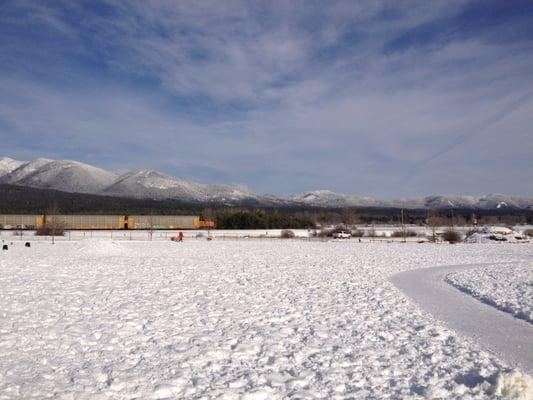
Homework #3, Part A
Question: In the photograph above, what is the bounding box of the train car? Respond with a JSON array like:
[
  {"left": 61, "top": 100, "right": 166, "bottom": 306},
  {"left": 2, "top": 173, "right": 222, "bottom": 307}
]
[
  {"left": 0, "top": 214, "right": 40, "bottom": 230},
  {"left": 199, "top": 219, "right": 215, "bottom": 229},
  {"left": 130, "top": 215, "right": 200, "bottom": 230},
  {"left": 50, "top": 215, "right": 123, "bottom": 230},
  {"left": 0, "top": 214, "right": 205, "bottom": 230}
]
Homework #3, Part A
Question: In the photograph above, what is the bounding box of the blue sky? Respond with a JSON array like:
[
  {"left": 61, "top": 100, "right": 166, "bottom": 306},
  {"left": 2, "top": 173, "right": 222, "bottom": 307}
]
[{"left": 1, "top": 0, "right": 532, "bottom": 197}]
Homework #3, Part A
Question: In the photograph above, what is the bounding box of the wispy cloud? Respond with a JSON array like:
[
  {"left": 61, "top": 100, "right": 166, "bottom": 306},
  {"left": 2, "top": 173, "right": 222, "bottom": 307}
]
[
  {"left": 1, "top": 0, "right": 532, "bottom": 196},
  {"left": 400, "top": 90, "right": 533, "bottom": 183}
]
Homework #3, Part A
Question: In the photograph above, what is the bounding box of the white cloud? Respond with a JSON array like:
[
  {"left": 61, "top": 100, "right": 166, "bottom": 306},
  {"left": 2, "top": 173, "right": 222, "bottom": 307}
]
[{"left": 0, "top": 0, "right": 532, "bottom": 196}]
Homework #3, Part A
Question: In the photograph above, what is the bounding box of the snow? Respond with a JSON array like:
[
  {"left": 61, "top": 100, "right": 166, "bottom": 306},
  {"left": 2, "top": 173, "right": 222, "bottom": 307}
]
[
  {"left": 0, "top": 157, "right": 26, "bottom": 178},
  {"left": 1, "top": 241, "right": 532, "bottom": 398},
  {"left": 392, "top": 264, "right": 533, "bottom": 373},
  {"left": 103, "top": 170, "right": 209, "bottom": 200},
  {"left": 446, "top": 262, "right": 533, "bottom": 324},
  {"left": 464, "top": 227, "right": 529, "bottom": 243},
  {"left": 1, "top": 157, "right": 52, "bottom": 182},
  {"left": 0, "top": 158, "right": 264, "bottom": 203},
  {"left": 1, "top": 158, "right": 118, "bottom": 194},
  {"left": 465, "top": 232, "right": 492, "bottom": 244},
  {"left": 74, "top": 239, "right": 129, "bottom": 256},
  {"left": 291, "top": 190, "right": 381, "bottom": 207},
  {"left": 103, "top": 170, "right": 262, "bottom": 202},
  {"left": 493, "top": 370, "right": 533, "bottom": 399},
  {"left": 291, "top": 191, "right": 533, "bottom": 210}
]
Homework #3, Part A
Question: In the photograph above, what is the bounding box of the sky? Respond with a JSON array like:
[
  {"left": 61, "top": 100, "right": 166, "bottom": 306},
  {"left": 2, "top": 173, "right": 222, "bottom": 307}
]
[{"left": 1, "top": 0, "right": 532, "bottom": 198}]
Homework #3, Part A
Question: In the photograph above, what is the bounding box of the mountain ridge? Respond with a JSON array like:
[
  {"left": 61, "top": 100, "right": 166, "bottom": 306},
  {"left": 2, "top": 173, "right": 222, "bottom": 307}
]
[{"left": 1, "top": 157, "right": 532, "bottom": 209}]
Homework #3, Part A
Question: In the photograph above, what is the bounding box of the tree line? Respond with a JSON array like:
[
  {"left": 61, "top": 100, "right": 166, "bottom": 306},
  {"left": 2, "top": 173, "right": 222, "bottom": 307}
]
[{"left": 1, "top": 184, "right": 532, "bottom": 229}]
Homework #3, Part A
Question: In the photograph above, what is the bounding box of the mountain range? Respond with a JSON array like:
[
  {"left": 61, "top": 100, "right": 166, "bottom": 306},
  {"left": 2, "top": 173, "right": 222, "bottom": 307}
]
[{"left": 1, "top": 157, "right": 532, "bottom": 210}]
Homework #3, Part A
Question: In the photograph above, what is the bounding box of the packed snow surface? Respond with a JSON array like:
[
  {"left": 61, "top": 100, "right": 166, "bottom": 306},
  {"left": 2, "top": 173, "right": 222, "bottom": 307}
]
[
  {"left": 446, "top": 262, "right": 533, "bottom": 324},
  {"left": 391, "top": 264, "right": 533, "bottom": 374},
  {"left": 0, "top": 240, "right": 532, "bottom": 399}
]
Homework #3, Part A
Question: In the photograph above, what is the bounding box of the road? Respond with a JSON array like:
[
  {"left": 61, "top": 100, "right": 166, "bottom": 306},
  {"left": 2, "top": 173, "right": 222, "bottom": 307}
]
[{"left": 391, "top": 264, "right": 533, "bottom": 373}]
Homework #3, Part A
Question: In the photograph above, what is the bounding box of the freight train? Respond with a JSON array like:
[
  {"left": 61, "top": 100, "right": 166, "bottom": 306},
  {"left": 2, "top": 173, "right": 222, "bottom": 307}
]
[{"left": 0, "top": 214, "right": 215, "bottom": 230}]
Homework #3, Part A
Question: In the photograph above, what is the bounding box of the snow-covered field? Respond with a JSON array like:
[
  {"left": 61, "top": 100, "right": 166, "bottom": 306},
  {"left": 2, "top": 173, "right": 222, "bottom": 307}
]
[
  {"left": 446, "top": 262, "right": 533, "bottom": 324},
  {"left": 0, "top": 240, "right": 532, "bottom": 399},
  {"left": 0, "top": 229, "right": 315, "bottom": 241},
  {"left": 1, "top": 225, "right": 531, "bottom": 242}
]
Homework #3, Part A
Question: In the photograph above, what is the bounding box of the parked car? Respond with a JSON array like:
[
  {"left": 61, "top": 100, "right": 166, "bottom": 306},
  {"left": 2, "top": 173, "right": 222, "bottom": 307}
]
[{"left": 333, "top": 231, "right": 351, "bottom": 239}]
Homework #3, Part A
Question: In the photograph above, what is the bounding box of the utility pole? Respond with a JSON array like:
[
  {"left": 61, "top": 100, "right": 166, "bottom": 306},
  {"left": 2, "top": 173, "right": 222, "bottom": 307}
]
[
  {"left": 401, "top": 209, "right": 406, "bottom": 243},
  {"left": 51, "top": 212, "right": 55, "bottom": 245},
  {"left": 448, "top": 200, "right": 455, "bottom": 228},
  {"left": 149, "top": 214, "right": 154, "bottom": 241},
  {"left": 450, "top": 206, "right": 454, "bottom": 228}
]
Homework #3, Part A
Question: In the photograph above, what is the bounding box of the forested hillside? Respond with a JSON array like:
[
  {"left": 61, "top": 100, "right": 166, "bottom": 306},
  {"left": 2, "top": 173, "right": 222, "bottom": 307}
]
[{"left": 1, "top": 184, "right": 531, "bottom": 228}]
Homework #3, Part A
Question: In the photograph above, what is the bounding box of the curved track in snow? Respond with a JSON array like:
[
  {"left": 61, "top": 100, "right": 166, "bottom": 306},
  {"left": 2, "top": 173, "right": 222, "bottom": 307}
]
[{"left": 391, "top": 264, "right": 533, "bottom": 373}]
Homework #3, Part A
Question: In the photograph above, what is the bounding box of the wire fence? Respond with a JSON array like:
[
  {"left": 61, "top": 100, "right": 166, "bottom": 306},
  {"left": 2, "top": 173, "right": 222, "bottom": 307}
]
[
  {"left": 0, "top": 229, "right": 438, "bottom": 244},
  {"left": 4, "top": 225, "right": 525, "bottom": 244}
]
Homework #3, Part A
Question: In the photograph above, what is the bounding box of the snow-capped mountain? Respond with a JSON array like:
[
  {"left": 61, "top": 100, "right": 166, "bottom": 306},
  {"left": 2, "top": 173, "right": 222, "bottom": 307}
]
[
  {"left": 0, "top": 157, "right": 271, "bottom": 204},
  {"left": 291, "top": 190, "right": 385, "bottom": 208},
  {"left": 391, "top": 194, "right": 533, "bottom": 210},
  {"left": 102, "top": 170, "right": 285, "bottom": 205},
  {"left": 103, "top": 170, "right": 208, "bottom": 201},
  {"left": 292, "top": 190, "right": 533, "bottom": 210},
  {"left": 1, "top": 157, "right": 532, "bottom": 209},
  {"left": 475, "top": 194, "right": 533, "bottom": 209},
  {"left": 0, "top": 157, "right": 26, "bottom": 178},
  {"left": 102, "top": 170, "right": 262, "bottom": 202},
  {"left": 1, "top": 158, "right": 118, "bottom": 194}
]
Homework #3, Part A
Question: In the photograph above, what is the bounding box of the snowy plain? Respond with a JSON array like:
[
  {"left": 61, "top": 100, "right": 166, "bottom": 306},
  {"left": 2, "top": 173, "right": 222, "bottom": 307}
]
[
  {"left": 0, "top": 239, "right": 532, "bottom": 399},
  {"left": 2, "top": 225, "right": 531, "bottom": 242},
  {"left": 446, "top": 262, "right": 533, "bottom": 324}
]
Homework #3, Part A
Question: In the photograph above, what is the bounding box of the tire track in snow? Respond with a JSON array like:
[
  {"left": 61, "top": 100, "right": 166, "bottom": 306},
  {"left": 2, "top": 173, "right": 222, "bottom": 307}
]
[{"left": 390, "top": 264, "right": 533, "bottom": 373}]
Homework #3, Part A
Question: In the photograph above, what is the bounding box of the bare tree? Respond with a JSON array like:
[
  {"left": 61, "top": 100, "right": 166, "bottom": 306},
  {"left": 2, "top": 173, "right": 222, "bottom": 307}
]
[
  {"left": 37, "top": 202, "right": 64, "bottom": 243},
  {"left": 426, "top": 209, "right": 441, "bottom": 242},
  {"left": 341, "top": 209, "right": 359, "bottom": 227}
]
